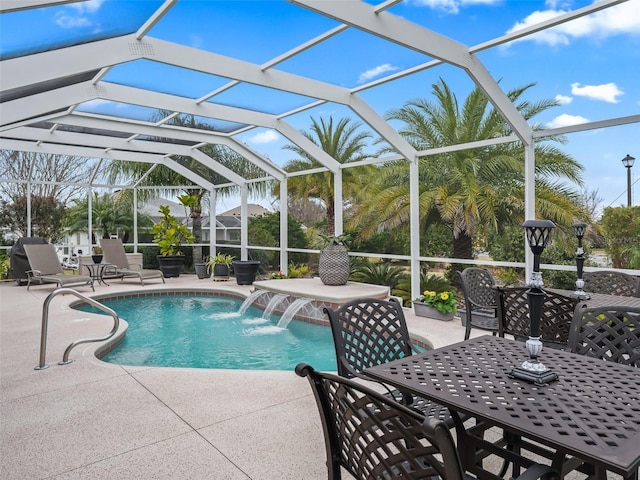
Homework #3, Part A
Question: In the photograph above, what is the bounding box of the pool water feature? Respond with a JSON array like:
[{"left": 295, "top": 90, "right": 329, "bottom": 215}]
[{"left": 76, "top": 294, "right": 337, "bottom": 371}]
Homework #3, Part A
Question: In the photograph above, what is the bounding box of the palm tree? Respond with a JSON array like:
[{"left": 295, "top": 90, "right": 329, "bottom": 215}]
[
  {"left": 104, "top": 111, "right": 271, "bottom": 264},
  {"left": 65, "top": 192, "right": 152, "bottom": 244},
  {"left": 281, "top": 116, "right": 374, "bottom": 235},
  {"left": 352, "top": 78, "right": 585, "bottom": 259}
]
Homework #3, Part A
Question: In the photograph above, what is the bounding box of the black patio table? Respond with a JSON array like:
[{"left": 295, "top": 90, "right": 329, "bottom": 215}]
[{"left": 364, "top": 335, "right": 640, "bottom": 480}]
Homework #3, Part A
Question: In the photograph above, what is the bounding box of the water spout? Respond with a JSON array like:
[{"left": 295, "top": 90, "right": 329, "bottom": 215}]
[
  {"left": 262, "top": 293, "right": 289, "bottom": 319},
  {"left": 277, "top": 297, "right": 312, "bottom": 329},
  {"left": 239, "top": 290, "right": 271, "bottom": 314}
]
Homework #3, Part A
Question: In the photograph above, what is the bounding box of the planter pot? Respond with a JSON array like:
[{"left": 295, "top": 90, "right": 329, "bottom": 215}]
[
  {"left": 212, "top": 264, "right": 230, "bottom": 281},
  {"left": 232, "top": 260, "right": 260, "bottom": 285},
  {"left": 157, "top": 255, "right": 185, "bottom": 278},
  {"left": 194, "top": 263, "right": 209, "bottom": 279},
  {"left": 319, "top": 245, "right": 350, "bottom": 286},
  {"left": 413, "top": 302, "right": 454, "bottom": 321},
  {"left": 91, "top": 254, "right": 103, "bottom": 264}
]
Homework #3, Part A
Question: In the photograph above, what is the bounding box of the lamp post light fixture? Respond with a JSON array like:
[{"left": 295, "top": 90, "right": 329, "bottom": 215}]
[
  {"left": 572, "top": 221, "right": 589, "bottom": 300},
  {"left": 622, "top": 154, "right": 635, "bottom": 207},
  {"left": 509, "top": 219, "right": 559, "bottom": 386}
]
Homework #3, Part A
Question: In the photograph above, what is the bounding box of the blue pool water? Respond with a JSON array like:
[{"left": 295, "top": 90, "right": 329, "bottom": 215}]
[{"left": 76, "top": 294, "right": 337, "bottom": 371}]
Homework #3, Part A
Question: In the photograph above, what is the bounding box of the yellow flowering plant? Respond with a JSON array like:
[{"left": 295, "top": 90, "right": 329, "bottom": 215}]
[{"left": 414, "top": 290, "right": 457, "bottom": 315}]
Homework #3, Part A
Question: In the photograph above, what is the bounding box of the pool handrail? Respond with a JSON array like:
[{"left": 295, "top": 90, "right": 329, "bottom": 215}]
[{"left": 35, "top": 287, "right": 120, "bottom": 370}]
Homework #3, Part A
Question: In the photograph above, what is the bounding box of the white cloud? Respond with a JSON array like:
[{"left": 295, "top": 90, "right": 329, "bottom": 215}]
[
  {"left": 555, "top": 94, "right": 573, "bottom": 105},
  {"left": 570, "top": 82, "right": 623, "bottom": 103},
  {"left": 505, "top": 1, "right": 640, "bottom": 46},
  {"left": 69, "top": 0, "right": 105, "bottom": 14},
  {"left": 411, "top": 0, "right": 500, "bottom": 15},
  {"left": 547, "top": 113, "right": 589, "bottom": 128},
  {"left": 248, "top": 130, "right": 279, "bottom": 144},
  {"left": 57, "top": 0, "right": 104, "bottom": 29},
  {"left": 358, "top": 64, "right": 399, "bottom": 84},
  {"left": 55, "top": 11, "right": 91, "bottom": 28}
]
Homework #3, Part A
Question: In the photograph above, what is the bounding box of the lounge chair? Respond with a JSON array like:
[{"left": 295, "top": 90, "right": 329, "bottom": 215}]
[
  {"left": 23, "top": 243, "right": 94, "bottom": 291},
  {"left": 99, "top": 239, "right": 165, "bottom": 285}
]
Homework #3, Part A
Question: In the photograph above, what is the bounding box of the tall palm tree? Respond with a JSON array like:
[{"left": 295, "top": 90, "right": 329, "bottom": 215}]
[
  {"left": 104, "top": 111, "right": 271, "bottom": 263},
  {"left": 352, "top": 78, "right": 585, "bottom": 259},
  {"left": 281, "top": 116, "right": 374, "bottom": 235}
]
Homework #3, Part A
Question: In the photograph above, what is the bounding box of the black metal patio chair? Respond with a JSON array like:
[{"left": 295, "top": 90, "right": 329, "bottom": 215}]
[
  {"left": 458, "top": 267, "right": 500, "bottom": 340},
  {"left": 583, "top": 270, "right": 640, "bottom": 297},
  {"left": 496, "top": 287, "right": 579, "bottom": 350},
  {"left": 296, "top": 363, "right": 559, "bottom": 480},
  {"left": 324, "top": 297, "right": 454, "bottom": 425},
  {"left": 569, "top": 305, "right": 640, "bottom": 367}
]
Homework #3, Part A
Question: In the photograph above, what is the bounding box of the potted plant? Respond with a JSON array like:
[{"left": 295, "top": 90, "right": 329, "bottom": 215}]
[
  {"left": 231, "top": 259, "right": 261, "bottom": 285},
  {"left": 152, "top": 205, "right": 194, "bottom": 278},
  {"left": 318, "top": 233, "right": 351, "bottom": 286},
  {"left": 206, "top": 253, "right": 235, "bottom": 281},
  {"left": 413, "top": 290, "right": 457, "bottom": 321},
  {"left": 91, "top": 246, "right": 103, "bottom": 264}
]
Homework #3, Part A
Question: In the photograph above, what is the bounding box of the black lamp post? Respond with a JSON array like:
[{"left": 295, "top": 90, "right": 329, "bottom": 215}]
[
  {"left": 622, "top": 154, "right": 635, "bottom": 207},
  {"left": 572, "top": 222, "right": 589, "bottom": 299},
  {"left": 509, "top": 219, "right": 558, "bottom": 386}
]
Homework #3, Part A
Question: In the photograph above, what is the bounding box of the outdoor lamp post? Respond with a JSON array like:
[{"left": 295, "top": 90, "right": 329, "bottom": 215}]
[
  {"left": 622, "top": 154, "right": 635, "bottom": 207},
  {"left": 509, "top": 219, "right": 558, "bottom": 386},
  {"left": 572, "top": 222, "right": 589, "bottom": 300}
]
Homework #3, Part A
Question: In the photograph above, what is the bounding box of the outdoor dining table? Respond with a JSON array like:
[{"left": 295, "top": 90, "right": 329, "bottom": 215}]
[{"left": 364, "top": 335, "right": 640, "bottom": 480}]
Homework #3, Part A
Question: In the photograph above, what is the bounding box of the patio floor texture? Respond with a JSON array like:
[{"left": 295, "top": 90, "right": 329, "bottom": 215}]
[{"left": 0, "top": 275, "right": 475, "bottom": 479}]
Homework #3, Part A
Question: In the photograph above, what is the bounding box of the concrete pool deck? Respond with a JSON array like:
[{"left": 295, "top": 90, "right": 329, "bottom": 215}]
[{"left": 1, "top": 275, "right": 478, "bottom": 479}]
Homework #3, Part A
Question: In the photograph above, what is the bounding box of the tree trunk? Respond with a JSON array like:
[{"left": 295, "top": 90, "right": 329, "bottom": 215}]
[
  {"left": 453, "top": 231, "right": 473, "bottom": 260},
  {"left": 191, "top": 206, "right": 203, "bottom": 264}
]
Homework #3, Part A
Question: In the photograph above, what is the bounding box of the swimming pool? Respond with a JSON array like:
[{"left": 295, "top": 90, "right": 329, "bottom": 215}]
[{"left": 76, "top": 293, "right": 337, "bottom": 371}]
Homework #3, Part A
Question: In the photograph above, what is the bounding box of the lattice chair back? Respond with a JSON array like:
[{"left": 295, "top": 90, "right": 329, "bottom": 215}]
[
  {"left": 583, "top": 270, "right": 640, "bottom": 297},
  {"left": 496, "top": 287, "right": 579, "bottom": 349},
  {"left": 295, "top": 363, "right": 465, "bottom": 480},
  {"left": 569, "top": 305, "right": 640, "bottom": 366},
  {"left": 324, "top": 297, "right": 413, "bottom": 378},
  {"left": 458, "top": 268, "right": 499, "bottom": 340}
]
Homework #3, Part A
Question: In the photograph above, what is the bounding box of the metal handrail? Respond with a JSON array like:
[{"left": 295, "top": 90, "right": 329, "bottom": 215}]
[{"left": 35, "top": 287, "right": 120, "bottom": 370}]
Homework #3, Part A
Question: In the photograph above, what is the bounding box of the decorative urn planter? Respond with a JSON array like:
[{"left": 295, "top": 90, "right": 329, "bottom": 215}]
[
  {"left": 91, "top": 254, "right": 103, "bottom": 264},
  {"left": 157, "top": 255, "right": 185, "bottom": 278},
  {"left": 232, "top": 260, "right": 260, "bottom": 285},
  {"left": 319, "top": 244, "right": 350, "bottom": 286},
  {"left": 413, "top": 302, "right": 454, "bottom": 321}
]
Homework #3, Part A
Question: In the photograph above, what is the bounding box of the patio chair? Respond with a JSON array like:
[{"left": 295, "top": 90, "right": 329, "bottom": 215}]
[
  {"left": 457, "top": 268, "right": 499, "bottom": 340},
  {"left": 496, "top": 287, "right": 579, "bottom": 350},
  {"left": 324, "top": 297, "right": 454, "bottom": 425},
  {"left": 100, "top": 239, "right": 165, "bottom": 285},
  {"left": 569, "top": 305, "right": 640, "bottom": 367},
  {"left": 23, "top": 243, "right": 94, "bottom": 291},
  {"left": 296, "top": 363, "right": 559, "bottom": 480},
  {"left": 583, "top": 270, "right": 640, "bottom": 297}
]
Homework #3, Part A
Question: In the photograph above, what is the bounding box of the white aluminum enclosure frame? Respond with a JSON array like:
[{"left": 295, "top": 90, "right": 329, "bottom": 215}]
[{"left": 1, "top": 0, "right": 637, "bottom": 300}]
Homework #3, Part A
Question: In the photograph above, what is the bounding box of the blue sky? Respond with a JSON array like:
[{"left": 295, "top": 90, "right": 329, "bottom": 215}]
[{"left": 2, "top": 0, "right": 639, "bottom": 215}]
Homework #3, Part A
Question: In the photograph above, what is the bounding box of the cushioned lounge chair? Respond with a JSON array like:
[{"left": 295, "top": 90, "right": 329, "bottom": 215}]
[
  {"left": 23, "top": 243, "right": 94, "bottom": 291},
  {"left": 100, "top": 239, "right": 165, "bottom": 285}
]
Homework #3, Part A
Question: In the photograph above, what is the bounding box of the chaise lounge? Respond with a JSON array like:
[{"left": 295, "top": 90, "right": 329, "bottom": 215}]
[
  {"left": 23, "top": 243, "right": 94, "bottom": 291},
  {"left": 100, "top": 238, "right": 165, "bottom": 286}
]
